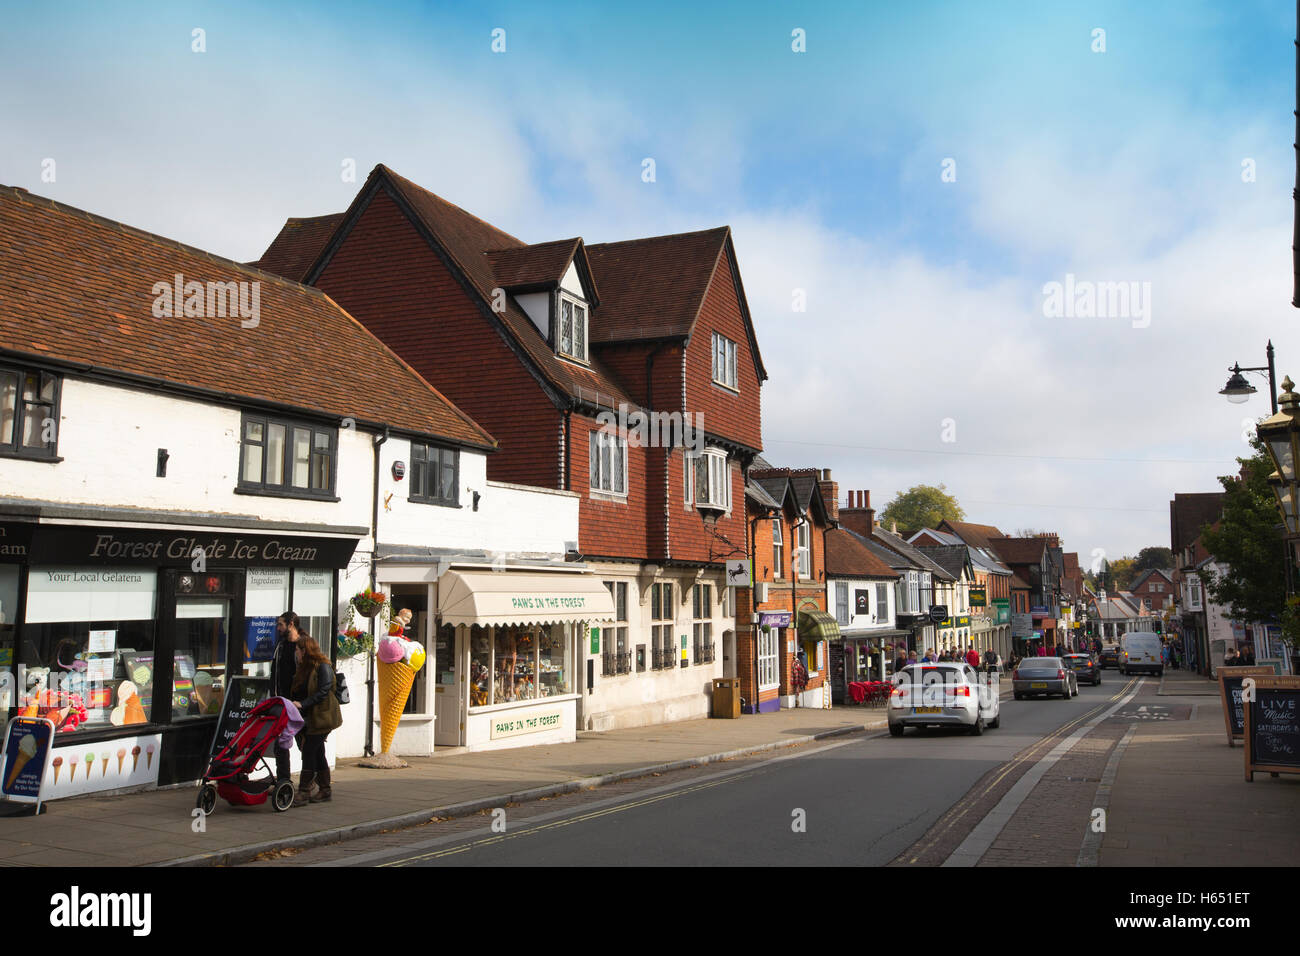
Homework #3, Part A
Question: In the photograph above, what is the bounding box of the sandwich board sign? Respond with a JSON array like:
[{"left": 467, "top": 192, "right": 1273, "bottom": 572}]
[
  {"left": 1243, "top": 676, "right": 1300, "bottom": 782},
  {"left": 1, "top": 717, "right": 56, "bottom": 814},
  {"left": 209, "top": 676, "right": 270, "bottom": 761},
  {"left": 1217, "top": 666, "right": 1274, "bottom": 746}
]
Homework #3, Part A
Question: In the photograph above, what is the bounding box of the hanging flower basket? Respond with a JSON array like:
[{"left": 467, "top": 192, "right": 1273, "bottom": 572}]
[{"left": 351, "top": 588, "right": 387, "bottom": 618}]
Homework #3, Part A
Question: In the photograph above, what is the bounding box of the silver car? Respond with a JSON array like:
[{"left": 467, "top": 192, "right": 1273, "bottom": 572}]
[
  {"left": 888, "top": 663, "right": 1001, "bottom": 736},
  {"left": 1012, "top": 656, "right": 1078, "bottom": 700}
]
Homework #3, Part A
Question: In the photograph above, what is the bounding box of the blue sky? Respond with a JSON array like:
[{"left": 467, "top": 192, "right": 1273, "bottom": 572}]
[{"left": 2, "top": 0, "right": 1295, "bottom": 562}]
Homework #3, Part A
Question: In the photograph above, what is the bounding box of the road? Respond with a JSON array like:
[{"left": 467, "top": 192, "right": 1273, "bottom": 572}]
[{"left": 246, "top": 673, "right": 1149, "bottom": 867}]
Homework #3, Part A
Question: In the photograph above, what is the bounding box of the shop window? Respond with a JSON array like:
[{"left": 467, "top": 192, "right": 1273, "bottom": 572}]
[
  {"left": 0, "top": 365, "right": 60, "bottom": 460},
  {"left": 651, "top": 583, "right": 674, "bottom": 670},
  {"left": 243, "top": 568, "right": 290, "bottom": 679},
  {"left": 469, "top": 623, "right": 572, "bottom": 708},
  {"left": 21, "top": 567, "right": 158, "bottom": 731},
  {"left": 0, "top": 565, "right": 17, "bottom": 706},
  {"left": 238, "top": 413, "right": 336, "bottom": 499},
  {"left": 171, "top": 572, "right": 236, "bottom": 720},
  {"left": 292, "top": 568, "right": 334, "bottom": 657},
  {"left": 601, "top": 581, "right": 630, "bottom": 676},
  {"left": 692, "top": 584, "right": 714, "bottom": 664},
  {"left": 410, "top": 442, "right": 459, "bottom": 507}
]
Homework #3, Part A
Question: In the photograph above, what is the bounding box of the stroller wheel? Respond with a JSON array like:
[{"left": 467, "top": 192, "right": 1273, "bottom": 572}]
[
  {"left": 272, "top": 780, "right": 295, "bottom": 812},
  {"left": 197, "top": 783, "right": 218, "bottom": 816}
]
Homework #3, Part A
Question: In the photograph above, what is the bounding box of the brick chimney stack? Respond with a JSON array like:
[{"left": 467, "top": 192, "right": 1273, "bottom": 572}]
[
  {"left": 819, "top": 468, "right": 839, "bottom": 524},
  {"left": 839, "top": 489, "right": 874, "bottom": 538}
]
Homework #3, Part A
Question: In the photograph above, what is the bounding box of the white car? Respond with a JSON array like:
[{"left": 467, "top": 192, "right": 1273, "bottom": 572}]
[{"left": 888, "top": 663, "right": 1001, "bottom": 736}]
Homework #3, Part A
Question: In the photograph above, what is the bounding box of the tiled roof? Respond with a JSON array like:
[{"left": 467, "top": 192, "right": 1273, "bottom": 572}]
[
  {"left": 825, "top": 528, "right": 899, "bottom": 579},
  {"left": 844, "top": 529, "right": 911, "bottom": 571},
  {"left": 745, "top": 477, "right": 781, "bottom": 510},
  {"left": 0, "top": 185, "right": 494, "bottom": 448},
  {"left": 584, "top": 228, "right": 729, "bottom": 343},
  {"left": 1170, "top": 492, "right": 1225, "bottom": 554},
  {"left": 871, "top": 526, "right": 956, "bottom": 580},
  {"left": 915, "top": 544, "right": 970, "bottom": 580},
  {"left": 250, "top": 213, "right": 345, "bottom": 281},
  {"left": 990, "top": 536, "right": 1048, "bottom": 566},
  {"left": 1010, "top": 573, "right": 1032, "bottom": 589},
  {"left": 485, "top": 237, "right": 584, "bottom": 292},
  {"left": 939, "top": 519, "right": 1005, "bottom": 553}
]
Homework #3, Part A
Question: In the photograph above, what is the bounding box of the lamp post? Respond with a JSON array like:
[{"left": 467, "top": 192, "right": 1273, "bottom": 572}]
[{"left": 1220, "top": 341, "right": 1279, "bottom": 414}]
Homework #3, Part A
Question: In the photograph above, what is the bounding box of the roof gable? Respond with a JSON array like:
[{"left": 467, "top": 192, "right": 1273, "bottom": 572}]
[{"left": 825, "top": 528, "right": 900, "bottom": 578}]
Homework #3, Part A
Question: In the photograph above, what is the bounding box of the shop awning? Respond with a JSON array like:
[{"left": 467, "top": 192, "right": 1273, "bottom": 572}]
[
  {"left": 798, "top": 610, "right": 841, "bottom": 641},
  {"left": 438, "top": 570, "right": 616, "bottom": 627}
]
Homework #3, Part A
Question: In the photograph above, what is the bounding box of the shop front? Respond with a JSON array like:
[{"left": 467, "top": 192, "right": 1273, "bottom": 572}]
[
  {"left": 0, "top": 516, "right": 360, "bottom": 797},
  {"left": 831, "top": 628, "right": 910, "bottom": 703},
  {"left": 794, "top": 610, "right": 839, "bottom": 708},
  {"left": 364, "top": 565, "right": 615, "bottom": 755}
]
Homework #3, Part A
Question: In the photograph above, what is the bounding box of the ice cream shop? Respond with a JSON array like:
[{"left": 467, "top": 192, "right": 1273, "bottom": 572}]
[{"left": 0, "top": 511, "right": 361, "bottom": 797}]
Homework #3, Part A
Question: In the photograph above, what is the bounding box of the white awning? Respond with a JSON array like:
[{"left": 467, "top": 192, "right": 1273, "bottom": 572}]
[{"left": 438, "top": 570, "right": 616, "bottom": 627}]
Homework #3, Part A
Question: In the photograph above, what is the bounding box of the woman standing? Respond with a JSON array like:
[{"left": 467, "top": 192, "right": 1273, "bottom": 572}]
[{"left": 291, "top": 634, "right": 343, "bottom": 805}]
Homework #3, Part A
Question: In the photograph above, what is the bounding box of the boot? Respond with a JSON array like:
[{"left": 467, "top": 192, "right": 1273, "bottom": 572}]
[
  {"left": 292, "top": 771, "right": 315, "bottom": 807},
  {"left": 310, "top": 763, "right": 332, "bottom": 802}
]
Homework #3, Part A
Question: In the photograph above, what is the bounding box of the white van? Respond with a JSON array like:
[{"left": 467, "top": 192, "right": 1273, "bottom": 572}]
[{"left": 1120, "top": 631, "right": 1163, "bottom": 676}]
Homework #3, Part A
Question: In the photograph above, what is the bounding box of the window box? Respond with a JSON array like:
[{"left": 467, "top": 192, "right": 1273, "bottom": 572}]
[
  {"left": 0, "top": 365, "right": 61, "bottom": 460},
  {"left": 238, "top": 413, "right": 336, "bottom": 499}
]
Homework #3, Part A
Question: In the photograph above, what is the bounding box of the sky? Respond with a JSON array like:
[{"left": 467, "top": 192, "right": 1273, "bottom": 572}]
[{"left": 2, "top": 0, "right": 1296, "bottom": 567}]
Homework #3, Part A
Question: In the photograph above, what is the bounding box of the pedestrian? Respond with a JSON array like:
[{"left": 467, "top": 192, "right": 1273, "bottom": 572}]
[
  {"left": 893, "top": 648, "right": 908, "bottom": 676},
  {"left": 966, "top": 646, "right": 981, "bottom": 669},
  {"left": 1240, "top": 644, "right": 1256, "bottom": 666},
  {"left": 907, "top": 650, "right": 918, "bottom": 667},
  {"left": 290, "top": 634, "right": 343, "bottom": 805},
  {"left": 1223, "top": 647, "right": 1239, "bottom": 668},
  {"left": 268, "top": 611, "right": 302, "bottom": 784}
]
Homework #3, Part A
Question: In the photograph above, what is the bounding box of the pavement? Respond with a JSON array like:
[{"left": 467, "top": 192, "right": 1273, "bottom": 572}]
[{"left": 0, "top": 667, "right": 1293, "bottom": 867}]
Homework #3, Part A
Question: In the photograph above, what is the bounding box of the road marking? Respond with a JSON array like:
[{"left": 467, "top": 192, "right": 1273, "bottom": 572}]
[
  {"left": 903, "top": 677, "right": 1139, "bottom": 864},
  {"left": 941, "top": 679, "right": 1144, "bottom": 867},
  {"left": 317, "top": 736, "right": 860, "bottom": 867},
  {"left": 1077, "top": 724, "right": 1136, "bottom": 867}
]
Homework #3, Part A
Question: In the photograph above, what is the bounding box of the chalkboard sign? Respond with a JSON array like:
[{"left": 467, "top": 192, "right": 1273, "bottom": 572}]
[
  {"left": 1217, "top": 666, "right": 1274, "bottom": 746},
  {"left": 208, "top": 676, "right": 270, "bottom": 760},
  {"left": 1244, "top": 676, "right": 1300, "bottom": 782}
]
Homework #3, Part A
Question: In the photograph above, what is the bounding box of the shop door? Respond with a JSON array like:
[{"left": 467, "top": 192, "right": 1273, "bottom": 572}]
[{"left": 433, "top": 623, "right": 462, "bottom": 747}]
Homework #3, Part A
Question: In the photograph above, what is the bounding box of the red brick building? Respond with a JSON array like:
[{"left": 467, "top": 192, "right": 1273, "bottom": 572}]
[
  {"left": 739, "top": 466, "right": 837, "bottom": 712},
  {"left": 255, "top": 164, "right": 768, "bottom": 729}
]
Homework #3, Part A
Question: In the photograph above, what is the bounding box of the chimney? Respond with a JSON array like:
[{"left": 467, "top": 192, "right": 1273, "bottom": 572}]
[
  {"left": 840, "top": 489, "right": 874, "bottom": 538},
  {"left": 819, "top": 468, "right": 838, "bottom": 524}
]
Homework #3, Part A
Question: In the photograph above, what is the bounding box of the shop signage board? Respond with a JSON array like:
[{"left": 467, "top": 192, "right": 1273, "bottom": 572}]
[
  {"left": 969, "top": 588, "right": 987, "bottom": 607},
  {"left": 759, "top": 611, "right": 792, "bottom": 629},
  {"left": 1218, "top": 666, "right": 1275, "bottom": 746},
  {"left": 928, "top": 605, "right": 947, "bottom": 625},
  {"left": 209, "top": 677, "right": 270, "bottom": 760},
  {"left": 46, "top": 731, "right": 162, "bottom": 800},
  {"left": 1243, "top": 677, "right": 1300, "bottom": 781},
  {"left": 245, "top": 617, "right": 278, "bottom": 661},
  {"left": 1, "top": 717, "right": 54, "bottom": 810},
  {"left": 490, "top": 708, "right": 562, "bottom": 739},
  {"left": 1011, "top": 612, "right": 1032, "bottom": 638},
  {"left": 21, "top": 524, "right": 359, "bottom": 568},
  {"left": 589, "top": 627, "right": 600, "bottom": 655},
  {"left": 725, "top": 560, "right": 750, "bottom": 587}
]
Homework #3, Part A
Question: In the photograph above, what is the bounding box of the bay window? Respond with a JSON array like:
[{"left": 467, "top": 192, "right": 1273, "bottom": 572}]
[{"left": 692, "top": 448, "right": 730, "bottom": 510}]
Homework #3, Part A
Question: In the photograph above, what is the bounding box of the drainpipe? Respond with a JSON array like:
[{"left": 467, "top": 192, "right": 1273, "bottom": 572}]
[{"left": 365, "top": 425, "right": 390, "bottom": 757}]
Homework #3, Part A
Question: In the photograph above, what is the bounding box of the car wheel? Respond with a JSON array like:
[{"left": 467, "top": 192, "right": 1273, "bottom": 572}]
[
  {"left": 889, "top": 724, "right": 904, "bottom": 737},
  {"left": 989, "top": 711, "right": 1000, "bottom": 729},
  {"left": 970, "top": 716, "right": 984, "bottom": 736},
  {"left": 1014, "top": 692, "right": 1024, "bottom": 700}
]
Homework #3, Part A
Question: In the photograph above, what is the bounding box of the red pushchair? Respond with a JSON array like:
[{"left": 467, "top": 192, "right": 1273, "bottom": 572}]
[{"left": 196, "top": 697, "right": 297, "bottom": 815}]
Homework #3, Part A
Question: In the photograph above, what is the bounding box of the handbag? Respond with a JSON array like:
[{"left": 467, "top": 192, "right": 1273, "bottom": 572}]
[{"left": 333, "top": 669, "right": 350, "bottom": 705}]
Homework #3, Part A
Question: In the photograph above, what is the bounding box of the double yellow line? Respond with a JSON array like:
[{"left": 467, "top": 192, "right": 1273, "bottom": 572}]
[{"left": 901, "top": 675, "right": 1140, "bottom": 865}]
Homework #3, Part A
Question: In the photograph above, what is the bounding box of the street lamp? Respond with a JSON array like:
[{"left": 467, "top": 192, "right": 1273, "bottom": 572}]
[{"left": 1220, "top": 341, "right": 1278, "bottom": 414}]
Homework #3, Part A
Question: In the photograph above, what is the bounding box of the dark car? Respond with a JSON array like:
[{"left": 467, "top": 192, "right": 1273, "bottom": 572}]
[
  {"left": 1098, "top": 645, "right": 1119, "bottom": 668},
  {"left": 1062, "top": 652, "right": 1101, "bottom": 686}
]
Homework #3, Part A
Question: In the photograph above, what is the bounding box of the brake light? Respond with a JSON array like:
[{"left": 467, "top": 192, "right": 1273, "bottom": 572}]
[
  {"left": 1012, "top": 669, "right": 1020, "bottom": 680},
  {"left": 951, "top": 685, "right": 970, "bottom": 697},
  {"left": 1057, "top": 669, "right": 1066, "bottom": 679}
]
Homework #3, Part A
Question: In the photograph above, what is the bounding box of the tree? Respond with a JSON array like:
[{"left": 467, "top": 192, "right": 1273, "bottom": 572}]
[
  {"left": 1200, "top": 443, "right": 1286, "bottom": 628},
  {"left": 1133, "top": 546, "right": 1174, "bottom": 575},
  {"left": 879, "top": 484, "right": 964, "bottom": 537},
  {"left": 1106, "top": 558, "right": 1137, "bottom": 591}
]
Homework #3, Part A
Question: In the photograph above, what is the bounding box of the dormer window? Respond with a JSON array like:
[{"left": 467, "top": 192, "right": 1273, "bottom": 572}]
[{"left": 557, "top": 294, "right": 588, "bottom": 362}]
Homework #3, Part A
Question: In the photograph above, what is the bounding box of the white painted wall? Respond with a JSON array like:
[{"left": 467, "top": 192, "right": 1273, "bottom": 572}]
[
  {"left": 581, "top": 565, "right": 727, "bottom": 730},
  {"left": 516, "top": 291, "right": 550, "bottom": 338},
  {"left": 826, "top": 576, "right": 895, "bottom": 632},
  {"left": 6, "top": 377, "right": 373, "bottom": 526},
  {"left": 560, "top": 262, "right": 584, "bottom": 297}
]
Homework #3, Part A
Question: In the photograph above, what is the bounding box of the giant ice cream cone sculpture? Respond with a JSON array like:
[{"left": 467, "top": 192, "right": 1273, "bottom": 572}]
[{"left": 376, "top": 609, "right": 423, "bottom": 755}]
